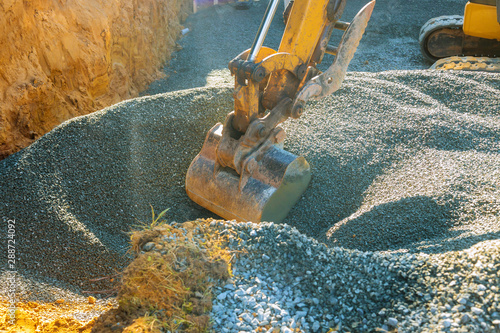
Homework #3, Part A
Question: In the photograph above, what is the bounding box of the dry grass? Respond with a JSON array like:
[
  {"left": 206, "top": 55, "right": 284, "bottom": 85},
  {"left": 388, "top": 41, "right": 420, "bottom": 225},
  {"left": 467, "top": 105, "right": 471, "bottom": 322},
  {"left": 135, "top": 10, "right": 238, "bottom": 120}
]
[
  {"left": 92, "top": 217, "right": 240, "bottom": 333},
  {"left": 0, "top": 210, "right": 240, "bottom": 333}
]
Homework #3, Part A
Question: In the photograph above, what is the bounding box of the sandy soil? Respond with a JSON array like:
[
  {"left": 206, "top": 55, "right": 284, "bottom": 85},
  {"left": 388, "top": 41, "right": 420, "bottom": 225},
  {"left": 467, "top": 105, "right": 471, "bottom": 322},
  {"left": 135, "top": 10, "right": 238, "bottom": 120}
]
[{"left": 0, "top": 0, "right": 190, "bottom": 159}]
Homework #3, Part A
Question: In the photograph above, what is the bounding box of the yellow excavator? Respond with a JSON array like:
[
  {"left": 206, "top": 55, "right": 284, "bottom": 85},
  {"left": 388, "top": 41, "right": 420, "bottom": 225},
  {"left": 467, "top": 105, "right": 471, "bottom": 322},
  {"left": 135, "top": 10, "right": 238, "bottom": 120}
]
[
  {"left": 185, "top": 0, "right": 375, "bottom": 222},
  {"left": 419, "top": 0, "right": 500, "bottom": 71}
]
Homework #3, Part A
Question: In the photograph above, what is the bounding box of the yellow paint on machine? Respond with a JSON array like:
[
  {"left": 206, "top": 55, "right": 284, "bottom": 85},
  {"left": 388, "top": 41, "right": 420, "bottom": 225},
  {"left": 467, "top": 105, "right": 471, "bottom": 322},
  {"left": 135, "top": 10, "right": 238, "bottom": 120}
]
[{"left": 463, "top": 2, "right": 500, "bottom": 41}]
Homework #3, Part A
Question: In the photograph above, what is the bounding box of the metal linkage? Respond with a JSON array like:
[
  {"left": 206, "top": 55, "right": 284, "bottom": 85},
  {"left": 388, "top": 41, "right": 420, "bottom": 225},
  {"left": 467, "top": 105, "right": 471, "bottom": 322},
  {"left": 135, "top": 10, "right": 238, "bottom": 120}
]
[{"left": 248, "top": 0, "right": 281, "bottom": 62}]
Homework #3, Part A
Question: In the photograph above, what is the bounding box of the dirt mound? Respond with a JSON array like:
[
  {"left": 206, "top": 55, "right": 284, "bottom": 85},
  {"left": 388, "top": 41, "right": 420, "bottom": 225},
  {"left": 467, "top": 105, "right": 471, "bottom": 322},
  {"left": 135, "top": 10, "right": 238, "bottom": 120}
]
[
  {"left": 91, "top": 219, "right": 233, "bottom": 333},
  {"left": 0, "top": 299, "right": 114, "bottom": 332},
  {"left": 0, "top": 0, "right": 190, "bottom": 159}
]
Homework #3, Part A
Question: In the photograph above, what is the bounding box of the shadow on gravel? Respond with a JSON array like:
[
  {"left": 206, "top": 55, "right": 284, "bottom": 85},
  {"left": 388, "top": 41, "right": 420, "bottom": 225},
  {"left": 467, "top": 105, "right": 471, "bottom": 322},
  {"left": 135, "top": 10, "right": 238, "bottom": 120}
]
[
  {"left": 422, "top": 121, "right": 500, "bottom": 154},
  {"left": 284, "top": 148, "right": 396, "bottom": 241},
  {"left": 415, "top": 230, "right": 500, "bottom": 254},
  {"left": 325, "top": 195, "right": 459, "bottom": 252}
]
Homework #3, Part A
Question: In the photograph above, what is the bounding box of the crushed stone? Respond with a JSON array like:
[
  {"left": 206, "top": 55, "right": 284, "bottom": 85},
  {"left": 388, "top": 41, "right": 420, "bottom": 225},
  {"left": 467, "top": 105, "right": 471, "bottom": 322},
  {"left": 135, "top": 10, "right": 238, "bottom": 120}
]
[
  {"left": 1, "top": 71, "right": 498, "bottom": 306},
  {"left": 0, "top": 1, "right": 499, "bottom": 332}
]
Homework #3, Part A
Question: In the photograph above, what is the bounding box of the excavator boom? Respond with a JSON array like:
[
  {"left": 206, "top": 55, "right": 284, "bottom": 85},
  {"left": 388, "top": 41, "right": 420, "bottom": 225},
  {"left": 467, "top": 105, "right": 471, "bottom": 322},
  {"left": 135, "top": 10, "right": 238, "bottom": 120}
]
[{"left": 186, "top": 0, "right": 375, "bottom": 222}]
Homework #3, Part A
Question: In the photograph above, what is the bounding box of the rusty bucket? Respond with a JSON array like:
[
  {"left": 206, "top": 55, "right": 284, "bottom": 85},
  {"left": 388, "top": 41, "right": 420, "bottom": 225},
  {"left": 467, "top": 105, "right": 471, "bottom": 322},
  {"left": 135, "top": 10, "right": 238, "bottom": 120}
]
[{"left": 185, "top": 123, "right": 311, "bottom": 223}]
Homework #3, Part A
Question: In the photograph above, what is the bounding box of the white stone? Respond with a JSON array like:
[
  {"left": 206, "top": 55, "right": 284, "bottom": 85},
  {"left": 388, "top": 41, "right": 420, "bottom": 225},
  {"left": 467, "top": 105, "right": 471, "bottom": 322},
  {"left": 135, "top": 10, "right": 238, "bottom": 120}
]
[
  {"left": 471, "top": 307, "right": 484, "bottom": 315},
  {"left": 216, "top": 291, "right": 228, "bottom": 300},
  {"left": 240, "top": 312, "right": 253, "bottom": 323},
  {"left": 387, "top": 317, "right": 398, "bottom": 327}
]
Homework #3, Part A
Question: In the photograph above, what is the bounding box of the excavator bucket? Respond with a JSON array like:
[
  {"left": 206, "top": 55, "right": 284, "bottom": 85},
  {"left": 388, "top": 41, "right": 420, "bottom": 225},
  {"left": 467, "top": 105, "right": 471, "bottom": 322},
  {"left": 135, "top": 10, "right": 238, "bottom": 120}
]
[
  {"left": 186, "top": 123, "right": 311, "bottom": 222},
  {"left": 185, "top": 0, "right": 375, "bottom": 223}
]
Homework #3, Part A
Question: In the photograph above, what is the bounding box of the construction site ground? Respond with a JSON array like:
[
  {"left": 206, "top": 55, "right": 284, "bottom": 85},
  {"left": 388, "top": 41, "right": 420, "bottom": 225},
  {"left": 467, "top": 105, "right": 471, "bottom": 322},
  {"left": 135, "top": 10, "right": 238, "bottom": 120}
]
[{"left": 1, "top": 0, "right": 499, "bottom": 332}]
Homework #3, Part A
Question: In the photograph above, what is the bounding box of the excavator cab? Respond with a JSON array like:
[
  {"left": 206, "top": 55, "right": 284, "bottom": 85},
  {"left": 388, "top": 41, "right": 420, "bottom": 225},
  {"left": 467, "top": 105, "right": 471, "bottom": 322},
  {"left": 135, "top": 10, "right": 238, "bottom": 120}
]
[
  {"left": 419, "top": 0, "right": 500, "bottom": 70},
  {"left": 185, "top": 0, "right": 375, "bottom": 223}
]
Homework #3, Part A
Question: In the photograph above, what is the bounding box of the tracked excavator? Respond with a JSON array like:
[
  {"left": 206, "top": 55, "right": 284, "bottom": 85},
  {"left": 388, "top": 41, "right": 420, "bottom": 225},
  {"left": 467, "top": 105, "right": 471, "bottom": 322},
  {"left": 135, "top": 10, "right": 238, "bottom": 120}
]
[
  {"left": 419, "top": 0, "right": 500, "bottom": 71},
  {"left": 185, "top": 0, "right": 375, "bottom": 222}
]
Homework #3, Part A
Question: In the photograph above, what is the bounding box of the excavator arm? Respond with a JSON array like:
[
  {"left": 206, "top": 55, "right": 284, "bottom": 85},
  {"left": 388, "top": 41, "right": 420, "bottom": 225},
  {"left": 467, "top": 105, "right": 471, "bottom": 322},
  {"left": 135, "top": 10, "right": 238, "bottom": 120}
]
[{"left": 186, "top": 0, "right": 375, "bottom": 222}]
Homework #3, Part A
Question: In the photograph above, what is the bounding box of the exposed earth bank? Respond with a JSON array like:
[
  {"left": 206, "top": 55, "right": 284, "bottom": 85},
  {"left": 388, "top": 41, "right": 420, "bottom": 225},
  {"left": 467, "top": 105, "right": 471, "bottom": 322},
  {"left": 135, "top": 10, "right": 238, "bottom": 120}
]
[{"left": 0, "top": 0, "right": 190, "bottom": 159}]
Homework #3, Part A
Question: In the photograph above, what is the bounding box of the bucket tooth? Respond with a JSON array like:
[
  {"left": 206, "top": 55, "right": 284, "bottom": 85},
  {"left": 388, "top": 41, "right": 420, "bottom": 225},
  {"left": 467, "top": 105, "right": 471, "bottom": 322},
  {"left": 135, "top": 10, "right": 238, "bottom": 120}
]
[{"left": 186, "top": 123, "right": 311, "bottom": 223}]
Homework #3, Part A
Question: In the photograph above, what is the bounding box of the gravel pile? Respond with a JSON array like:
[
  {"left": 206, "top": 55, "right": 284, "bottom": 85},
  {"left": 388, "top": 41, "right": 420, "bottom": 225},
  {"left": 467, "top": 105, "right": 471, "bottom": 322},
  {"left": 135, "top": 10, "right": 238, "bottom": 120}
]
[
  {"left": 283, "top": 70, "right": 500, "bottom": 254},
  {"left": 0, "top": 0, "right": 499, "bottom": 331},
  {"left": 0, "top": 87, "right": 232, "bottom": 299},
  {"left": 206, "top": 220, "right": 500, "bottom": 333},
  {"left": 1, "top": 70, "right": 498, "bottom": 312}
]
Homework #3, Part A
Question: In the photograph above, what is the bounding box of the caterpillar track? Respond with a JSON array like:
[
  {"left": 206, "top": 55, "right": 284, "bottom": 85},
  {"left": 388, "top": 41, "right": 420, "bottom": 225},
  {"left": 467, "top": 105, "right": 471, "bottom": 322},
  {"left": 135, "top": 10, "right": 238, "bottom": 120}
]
[
  {"left": 431, "top": 56, "right": 500, "bottom": 72},
  {"left": 419, "top": 15, "right": 500, "bottom": 62}
]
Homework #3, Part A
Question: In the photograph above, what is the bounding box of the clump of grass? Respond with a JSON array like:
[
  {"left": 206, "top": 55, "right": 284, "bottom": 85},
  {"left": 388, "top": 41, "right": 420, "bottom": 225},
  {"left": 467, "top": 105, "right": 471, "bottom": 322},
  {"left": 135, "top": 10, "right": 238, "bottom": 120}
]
[
  {"left": 93, "top": 209, "right": 239, "bottom": 333},
  {"left": 128, "top": 206, "right": 170, "bottom": 253}
]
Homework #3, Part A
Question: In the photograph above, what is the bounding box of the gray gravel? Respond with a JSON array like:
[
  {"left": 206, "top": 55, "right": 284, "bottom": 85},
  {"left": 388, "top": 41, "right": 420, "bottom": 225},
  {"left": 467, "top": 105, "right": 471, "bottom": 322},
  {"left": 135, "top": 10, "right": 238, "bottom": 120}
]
[
  {"left": 0, "top": 88, "right": 231, "bottom": 300},
  {"left": 202, "top": 220, "right": 500, "bottom": 333},
  {"left": 283, "top": 70, "right": 500, "bottom": 253},
  {"left": 1, "top": 70, "right": 498, "bottom": 309},
  {"left": 0, "top": 0, "right": 499, "bottom": 331}
]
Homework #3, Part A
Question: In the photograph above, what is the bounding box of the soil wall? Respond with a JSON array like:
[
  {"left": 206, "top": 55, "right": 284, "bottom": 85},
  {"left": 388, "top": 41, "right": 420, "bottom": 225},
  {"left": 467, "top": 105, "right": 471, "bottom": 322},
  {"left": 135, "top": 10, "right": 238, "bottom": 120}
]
[{"left": 0, "top": 0, "right": 190, "bottom": 159}]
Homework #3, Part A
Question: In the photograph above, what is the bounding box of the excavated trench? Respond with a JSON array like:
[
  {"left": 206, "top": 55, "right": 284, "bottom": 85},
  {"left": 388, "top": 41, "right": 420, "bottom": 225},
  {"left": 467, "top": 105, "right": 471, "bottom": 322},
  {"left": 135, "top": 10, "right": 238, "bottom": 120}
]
[{"left": 0, "top": 0, "right": 190, "bottom": 159}]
